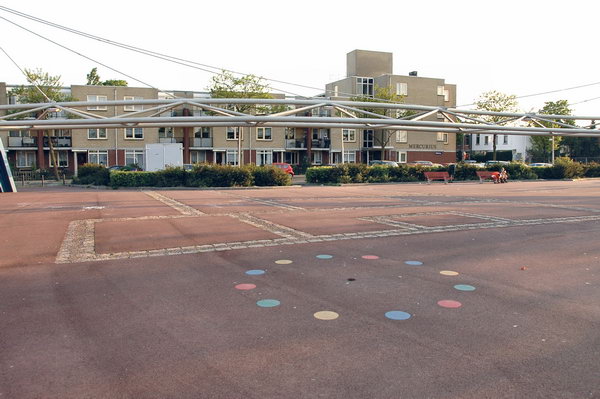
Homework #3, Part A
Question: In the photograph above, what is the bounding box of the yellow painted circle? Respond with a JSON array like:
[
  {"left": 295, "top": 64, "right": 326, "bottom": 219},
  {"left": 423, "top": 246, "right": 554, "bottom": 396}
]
[
  {"left": 440, "top": 270, "right": 459, "bottom": 276},
  {"left": 314, "top": 311, "right": 339, "bottom": 320},
  {"left": 275, "top": 259, "right": 293, "bottom": 265}
]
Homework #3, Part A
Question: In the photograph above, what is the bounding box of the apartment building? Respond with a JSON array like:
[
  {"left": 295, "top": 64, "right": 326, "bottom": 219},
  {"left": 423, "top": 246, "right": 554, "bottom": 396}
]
[
  {"left": 325, "top": 49, "right": 457, "bottom": 164},
  {"left": 0, "top": 50, "right": 458, "bottom": 172},
  {"left": 469, "top": 133, "right": 530, "bottom": 161}
]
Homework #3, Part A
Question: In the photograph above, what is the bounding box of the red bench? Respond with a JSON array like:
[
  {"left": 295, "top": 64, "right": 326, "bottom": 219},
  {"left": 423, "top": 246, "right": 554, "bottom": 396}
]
[
  {"left": 476, "top": 171, "right": 500, "bottom": 183},
  {"left": 424, "top": 171, "right": 452, "bottom": 184}
]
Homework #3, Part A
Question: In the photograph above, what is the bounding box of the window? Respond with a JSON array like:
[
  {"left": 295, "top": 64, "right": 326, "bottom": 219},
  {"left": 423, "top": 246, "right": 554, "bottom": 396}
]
[
  {"left": 285, "top": 127, "right": 295, "bottom": 139},
  {"left": 16, "top": 151, "right": 35, "bottom": 168},
  {"left": 311, "top": 151, "right": 322, "bottom": 165},
  {"left": 343, "top": 150, "right": 356, "bottom": 163},
  {"left": 87, "top": 95, "right": 107, "bottom": 110},
  {"left": 191, "top": 150, "right": 207, "bottom": 164},
  {"left": 88, "top": 128, "right": 107, "bottom": 139},
  {"left": 484, "top": 135, "right": 489, "bottom": 145},
  {"left": 444, "top": 89, "right": 450, "bottom": 102},
  {"left": 476, "top": 134, "right": 481, "bottom": 145},
  {"left": 396, "top": 82, "right": 408, "bottom": 96},
  {"left": 343, "top": 129, "right": 356, "bottom": 142},
  {"left": 363, "top": 129, "right": 374, "bottom": 148},
  {"left": 396, "top": 130, "right": 408, "bottom": 143},
  {"left": 284, "top": 152, "right": 299, "bottom": 164},
  {"left": 125, "top": 150, "right": 144, "bottom": 168},
  {"left": 195, "top": 127, "right": 211, "bottom": 138},
  {"left": 437, "top": 86, "right": 445, "bottom": 96},
  {"left": 256, "top": 150, "right": 273, "bottom": 166},
  {"left": 226, "top": 149, "right": 239, "bottom": 165},
  {"left": 503, "top": 135, "right": 509, "bottom": 145},
  {"left": 397, "top": 151, "right": 407, "bottom": 163},
  {"left": 88, "top": 150, "right": 108, "bottom": 166},
  {"left": 159, "top": 127, "right": 174, "bottom": 138},
  {"left": 227, "top": 127, "right": 241, "bottom": 140},
  {"left": 49, "top": 151, "right": 69, "bottom": 167},
  {"left": 256, "top": 127, "right": 272, "bottom": 140},
  {"left": 356, "top": 77, "right": 374, "bottom": 97},
  {"left": 334, "top": 85, "right": 339, "bottom": 97},
  {"left": 124, "top": 96, "right": 144, "bottom": 111},
  {"left": 437, "top": 132, "right": 448, "bottom": 143},
  {"left": 124, "top": 127, "right": 144, "bottom": 139}
]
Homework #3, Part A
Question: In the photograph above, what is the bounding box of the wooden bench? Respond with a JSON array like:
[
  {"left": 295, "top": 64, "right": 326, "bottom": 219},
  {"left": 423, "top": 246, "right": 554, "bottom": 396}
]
[
  {"left": 424, "top": 171, "right": 452, "bottom": 184},
  {"left": 476, "top": 171, "right": 500, "bottom": 183}
]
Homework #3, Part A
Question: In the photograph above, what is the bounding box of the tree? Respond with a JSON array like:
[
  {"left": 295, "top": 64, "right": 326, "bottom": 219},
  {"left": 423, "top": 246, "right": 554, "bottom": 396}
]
[
  {"left": 474, "top": 91, "right": 519, "bottom": 160},
  {"left": 528, "top": 100, "right": 573, "bottom": 163},
  {"left": 207, "top": 70, "right": 276, "bottom": 165},
  {"left": 85, "top": 67, "right": 128, "bottom": 86},
  {"left": 9, "top": 68, "right": 74, "bottom": 180},
  {"left": 352, "top": 85, "right": 409, "bottom": 161}
]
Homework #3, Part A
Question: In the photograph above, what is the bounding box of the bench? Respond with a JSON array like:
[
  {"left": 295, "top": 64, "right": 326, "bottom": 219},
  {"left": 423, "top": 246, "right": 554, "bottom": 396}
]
[
  {"left": 424, "top": 171, "right": 452, "bottom": 184},
  {"left": 476, "top": 171, "right": 500, "bottom": 183}
]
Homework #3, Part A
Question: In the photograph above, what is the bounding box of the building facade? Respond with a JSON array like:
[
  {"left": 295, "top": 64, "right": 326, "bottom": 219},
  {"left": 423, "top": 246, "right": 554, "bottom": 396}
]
[{"left": 0, "top": 50, "right": 458, "bottom": 173}]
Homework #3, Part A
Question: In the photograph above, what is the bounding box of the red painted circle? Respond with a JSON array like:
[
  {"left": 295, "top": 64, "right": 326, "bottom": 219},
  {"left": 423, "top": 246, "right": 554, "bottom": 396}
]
[
  {"left": 235, "top": 284, "right": 257, "bottom": 290},
  {"left": 362, "top": 255, "right": 380, "bottom": 260},
  {"left": 437, "top": 300, "right": 462, "bottom": 308}
]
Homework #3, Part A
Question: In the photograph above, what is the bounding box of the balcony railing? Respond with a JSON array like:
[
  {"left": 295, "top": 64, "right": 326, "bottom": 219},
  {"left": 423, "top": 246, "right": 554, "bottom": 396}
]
[
  {"left": 312, "top": 139, "right": 330, "bottom": 148},
  {"left": 286, "top": 139, "right": 306, "bottom": 149},
  {"left": 159, "top": 137, "right": 177, "bottom": 143},
  {"left": 193, "top": 137, "right": 213, "bottom": 147},
  {"left": 8, "top": 136, "right": 37, "bottom": 147},
  {"left": 43, "top": 137, "right": 72, "bottom": 147}
]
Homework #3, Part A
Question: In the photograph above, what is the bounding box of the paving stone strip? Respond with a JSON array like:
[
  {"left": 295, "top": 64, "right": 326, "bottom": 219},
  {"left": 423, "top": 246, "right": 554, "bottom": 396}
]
[{"left": 143, "top": 190, "right": 205, "bottom": 216}]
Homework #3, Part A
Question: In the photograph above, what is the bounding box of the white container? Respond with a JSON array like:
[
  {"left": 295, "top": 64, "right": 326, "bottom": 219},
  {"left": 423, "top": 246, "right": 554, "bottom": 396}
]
[{"left": 144, "top": 143, "right": 183, "bottom": 171}]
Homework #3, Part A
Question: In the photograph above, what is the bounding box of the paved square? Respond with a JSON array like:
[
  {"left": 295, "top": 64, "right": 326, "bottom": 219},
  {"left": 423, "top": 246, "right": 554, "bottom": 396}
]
[{"left": 1, "top": 180, "right": 599, "bottom": 398}]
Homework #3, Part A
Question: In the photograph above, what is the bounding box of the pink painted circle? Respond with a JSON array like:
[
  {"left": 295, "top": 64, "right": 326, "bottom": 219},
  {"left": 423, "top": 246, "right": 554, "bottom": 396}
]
[
  {"left": 235, "top": 283, "right": 257, "bottom": 290},
  {"left": 362, "top": 255, "right": 380, "bottom": 260},
  {"left": 437, "top": 300, "right": 462, "bottom": 308}
]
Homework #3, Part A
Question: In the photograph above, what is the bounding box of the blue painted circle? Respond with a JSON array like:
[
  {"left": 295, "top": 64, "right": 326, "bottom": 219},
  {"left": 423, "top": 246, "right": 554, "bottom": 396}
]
[
  {"left": 454, "top": 284, "right": 476, "bottom": 291},
  {"left": 316, "top": 254, "right": 333, "bottom": 259},
  {"left": 385, "top": 311, "right": 412, "bottom": 320},
  {"left": 245, "top": 269, "right": 266, "bottom": 276},
  {"left": 256, "top": 299, "right": 280, "bottom": 308},
  {"left": 404, "top": 260, "right": 423, "bottom": 266}
]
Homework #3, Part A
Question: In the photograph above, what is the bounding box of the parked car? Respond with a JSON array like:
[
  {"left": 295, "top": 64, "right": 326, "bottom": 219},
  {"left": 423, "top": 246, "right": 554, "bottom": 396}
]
[
  {"left": 529, "top": 163, "right": 552, "bottom": 167},
  {"left": 272, "top": 162, "right": 294, "bottom": 176},
  {"left": 463, "top": 160, "right": 485, "bottom": 167},
  {"left": 369, "top": 160, "right": 399, "bottom": 167},
  {"left": 409, "top": 160, "right": 443, "bottom": 167},
  {"left": 484, "top": 160, "right": 510, "bottom": 166}
]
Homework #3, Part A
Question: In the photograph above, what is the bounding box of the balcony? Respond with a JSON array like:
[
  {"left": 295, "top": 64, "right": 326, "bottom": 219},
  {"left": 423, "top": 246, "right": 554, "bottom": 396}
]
[
  {"left": 285, "top": 139, "right": 306, "bottom": 149},
  {"left": 193, "top": 137, "right": 213, "bottom": 147},
  {"left": 8, "top": 136, "right": 37, "bottom": 147},
  {"left": 43, "top": 137, "right": 72, "bottom": 148},
  {"left": 159, "top": 137, "right": 177, "bottom": 143},
  {"left": 312, "top": 139, "right": 330, "bottom": 149}
]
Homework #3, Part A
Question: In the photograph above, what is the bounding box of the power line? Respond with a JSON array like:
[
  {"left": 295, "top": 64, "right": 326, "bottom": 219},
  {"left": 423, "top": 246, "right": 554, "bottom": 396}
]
[{"left": 0, "top": 44, "right": 52, "bottom": 102}]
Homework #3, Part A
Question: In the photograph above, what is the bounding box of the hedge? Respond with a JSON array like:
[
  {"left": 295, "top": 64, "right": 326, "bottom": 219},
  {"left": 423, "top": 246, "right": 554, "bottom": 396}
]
[
  {"left": 107, "top": 164, "right": 290, "bottom": 188},
  {"left": 72, "top": 163, "right": 110, "bottom": 185},
  {"left": 306, "top": 159, "right": 599, "bottom": 184}
]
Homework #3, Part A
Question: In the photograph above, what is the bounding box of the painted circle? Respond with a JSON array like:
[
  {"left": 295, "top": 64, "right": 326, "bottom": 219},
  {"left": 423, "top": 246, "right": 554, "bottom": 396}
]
[
  {"left": 440, "top": 270, "right": 459, "bottom": 276},
  {"left": 437, "top": 300, "right": 462, "bottom": 308},
  {"left": 385, "top": 311, "right": 412, "bottom": 320},
  {"left": 235, "top": 283, "right": 256, "bottom": 290},
  {"left": 314, "top": 311, "right": 339, "bottom": 320},
  {"left": 275, "top": 259, "right": 293, "bottom": 264},
  {"left": 245, "top": 269, "right": 265, "bottom": 276},
  {"left": 362, "top": 255, "right": 380, "bottom": 260},
  {"left": 257, "top": 299, "right": 280, "bottom": 308},
  {"left": 454, "top": 284, "right": 476, "bottom": 292},
  {"left": 316, "top": 254, "right": 333, "bottom": 259},
  {"left": 405, "top": 260, "right": 423, "bottom": 266}
]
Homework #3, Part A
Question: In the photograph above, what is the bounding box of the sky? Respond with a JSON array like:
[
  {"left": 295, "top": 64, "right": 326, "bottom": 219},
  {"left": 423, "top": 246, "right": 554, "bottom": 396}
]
[{"left": 1, "top": 0, "right": 599, "bottom": 118}]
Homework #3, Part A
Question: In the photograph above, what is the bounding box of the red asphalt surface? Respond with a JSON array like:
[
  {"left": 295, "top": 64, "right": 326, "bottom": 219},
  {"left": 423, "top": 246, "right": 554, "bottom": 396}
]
[{"left": 1, "top": 181, "right": 600, "bottom": 398}]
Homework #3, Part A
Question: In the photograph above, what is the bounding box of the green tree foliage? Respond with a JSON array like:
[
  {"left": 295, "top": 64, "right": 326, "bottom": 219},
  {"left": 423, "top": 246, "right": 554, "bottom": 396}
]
[
  {"left": 528, "top": 100, "right": 572, "bottom": 162},
  {"left": 474, "top": 91, "right": 520, "bottom": 160},
  {"left": 352, "top": 85, "right": 409, "bottom": 160},
  {"left": 207, "top": 70, "right": 276, "bottom": 114},
  {"left": 9, "top": 68, "right": 74, "bottom": 179},
  {"left": 86, "top": 67, "right": 128, "bottom": 86}
]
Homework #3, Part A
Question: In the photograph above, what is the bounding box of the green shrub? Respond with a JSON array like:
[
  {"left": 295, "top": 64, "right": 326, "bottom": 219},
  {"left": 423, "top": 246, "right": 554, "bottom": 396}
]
[
  {"left": 155, "top": 167, "right": 187, "bottom": 187},
  {"left": 548, "top": 157, "right": 585, "bottom": 179},
  {"left": 306, "top": 166, "right": 339, "bottom": 184},
  {"left": 110, "top": 171, "right": 158, "bottom": 187},
  {"left": 584, "top": 162, "right": 600, "bottom": 177},
  {"left": 346, "top": 163, "right": 368, "bottom": 182},
  {"left": 504, "top": 162, "right": 537, "bottom": 180},
  {"left": 366, "top": 165, "right": 390, "bottom": 183},
  {"left": 250, "top": 165, "right": 291, "bottom": 186},
  {"left": 73, "top": 163, "right": 110, "bottom": 185},
  {"left": 454, "top": 163, "right": 479, "bottom": 180},
  {"left": 388, "top": 164, "right": 417, "bottom": 182}
]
